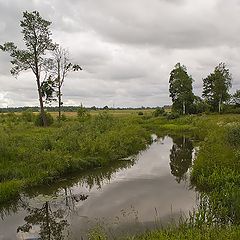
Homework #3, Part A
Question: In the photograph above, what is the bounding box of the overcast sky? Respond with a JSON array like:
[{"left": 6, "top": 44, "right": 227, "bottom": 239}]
[{"left": 0, "top": 0, "right": 240, "bottom": 108}]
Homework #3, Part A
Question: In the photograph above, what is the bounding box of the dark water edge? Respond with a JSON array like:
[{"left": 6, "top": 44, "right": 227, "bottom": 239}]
[{"left": 0, "top": 135, "right": 198, "bottom": 240}]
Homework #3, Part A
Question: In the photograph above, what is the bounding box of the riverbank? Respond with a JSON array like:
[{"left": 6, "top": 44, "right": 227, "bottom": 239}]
[
  {"left": 88, "top": 114, "right": 240, "bottom": 240},
  {"left": 0, "top": 112, "right": 151, "bottom": 203}
]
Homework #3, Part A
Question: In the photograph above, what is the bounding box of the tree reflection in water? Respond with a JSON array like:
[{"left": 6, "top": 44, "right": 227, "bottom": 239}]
[
  {"left": 169, "top": 135, "right": 194, "bottom": 183},
  {"left": 17, "top": 201, "right": 68, "bottom": 240},
  {"left": 17, "top": 192, "right": 89, "bottom": 240},
  {"left": 15, "top": 159, "right": 136, "bottom": 239}
]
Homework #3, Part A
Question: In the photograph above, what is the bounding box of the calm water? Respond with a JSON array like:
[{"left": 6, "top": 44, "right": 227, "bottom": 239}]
[{"left": 0, "top": 135, "right": 198, "bottom": 240}]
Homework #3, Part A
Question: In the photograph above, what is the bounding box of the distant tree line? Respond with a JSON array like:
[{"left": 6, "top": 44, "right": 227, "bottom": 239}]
[
  {"left": 0, "top": 105, "right": 162, "bottom": 113},
  {"left": 169, "top": 62, "right": 239, "bottom": 115}
]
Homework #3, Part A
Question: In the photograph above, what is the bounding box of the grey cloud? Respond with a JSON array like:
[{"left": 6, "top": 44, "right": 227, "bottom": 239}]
[{"left": 0, "top": 0, "right": 240, "bottom": 107}]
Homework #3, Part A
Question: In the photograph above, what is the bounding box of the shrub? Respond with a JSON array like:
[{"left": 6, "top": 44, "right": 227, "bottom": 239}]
[
  {"left": 226, "top": 123, "right": 240, "bottom": 147},
  {"left": 56, "top": 113, "right": 67, "bottom": 121},
  {"left": 21, "top": 109, "right": 34, "bottom": 122},
  {"left": 77, "top": 104, "right": 90, "bottom": 122},
  {"left": 138, "top": 111, "right": 144, "bottom": 115},
  {"left": 153, "top": 107, "right": 165, "bottom": 117},
  {"left": 167, "top": 112, "right": 180, "bottom": 120},
  {"left": 34, "top": 112, "right": 54, "bottom": 126},
  {"left": 222, "top": 104, "right": 240, "bottom": 114}
]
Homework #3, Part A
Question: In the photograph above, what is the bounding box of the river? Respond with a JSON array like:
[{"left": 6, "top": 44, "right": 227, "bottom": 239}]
[{"left": 0, "top": 135, "right": 198, "bottom": 240}]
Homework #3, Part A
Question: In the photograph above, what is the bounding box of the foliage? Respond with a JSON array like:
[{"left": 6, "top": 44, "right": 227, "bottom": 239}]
[
  {"left": 35, "top": 112, "right": 54, "bottom": 126},
  {"left": 0, "top": 11, "right": 55, "bottom": 127},
  {"left": 169, "top": 63, "right": 195, "bottom": 114},
  {"left": 153, "top": 107, "right": 165, "bottom": 117},
  {"left": 190, "top": 96, "right": 210, "bottom": 114},
  {"left": 202, "top": 63, "right": 232, "bottom": 113},
  {"left": 222, "top": 104, "right": 240, "bottom": 114},
  {"left": 232, "top": 89, "right": 240, "bottom": 107},
  {"left": 42, "top": 46, "right": 82, "bottom": 120},
  {"left": 125, "top": 225, "right": 240, "bottom": 240},
  {"left": 189, "top": 115, "right": 240, "bottom": 224},
  {"left": 77, "top": 104, "right": 91, "bottom": 122},
  {"left": 226, "top": 123, "right": 240, "bottom": 147},
  {"left": 138, "top": 111, "right": 144, "bottom": 115},
  {"left": 56, "top": 113, "right": 67, "bottom": 121},
  {"left": 21, "top": 109, "right": 35, "bottom": 122},
  {"left": 167, "top": 112, "right": 180, "bottom": 120}
]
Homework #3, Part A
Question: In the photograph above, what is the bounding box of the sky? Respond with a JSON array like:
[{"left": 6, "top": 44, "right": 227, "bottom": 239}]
[{"left": 0, "top": 0, "right": 240, "bottom": 108}]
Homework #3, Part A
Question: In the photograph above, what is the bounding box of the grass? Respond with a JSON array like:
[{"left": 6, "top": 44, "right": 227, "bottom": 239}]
[
  {"left": 1, "top": 110, "right": 240, "bottom": 239},
  {"left": 123, "top": 225, "right": 240, "bottom": 240},
  {"left": 87, "top": 113, "right": 240, "bottom": 240},
  {"left": 0, "top": 111, "right": 152, "bottom": 203}
]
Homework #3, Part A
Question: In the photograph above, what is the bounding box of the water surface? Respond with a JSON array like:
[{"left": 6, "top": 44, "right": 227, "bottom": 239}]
[{"left": 0, "top": 135, "right": 197, "bottom": 240}]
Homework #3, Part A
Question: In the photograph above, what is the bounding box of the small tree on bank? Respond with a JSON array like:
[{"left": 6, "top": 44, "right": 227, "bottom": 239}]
[
  {"left": 169, "top": 63, "right": 195, "bottom": 114},
  {"left": 202, "top": 63, "right": 232, "bottom": 113},
  {"left": 45, "top": 46, "right": 82, "bottom": 121},
  {"left": 0, "top": 11, "right": 55, "bottom": 126}
]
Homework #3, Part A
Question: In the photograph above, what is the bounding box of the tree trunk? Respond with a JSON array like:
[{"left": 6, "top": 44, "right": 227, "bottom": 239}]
[
  {"left": 58, "top": 85, "right": 61, "bottom": 122},
  {"left": 183, "top": 101, "right": 186, "bottom": 115},
  {"left": 34, "top": 45, "right": 47, "bottom": 127},
  {"left": 218, "top": 97, "right": 222, "bottom": 114},
  {"left": 57, "top": 60, "right": 61, "bottom": 122},
  {"left": 36, "top": 75, "right": 47, "bottom": 127}
]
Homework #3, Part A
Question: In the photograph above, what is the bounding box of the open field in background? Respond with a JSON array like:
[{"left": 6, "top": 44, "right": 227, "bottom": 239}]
[
  {"left": 2, "top": 109, "right": 155, "bottom": 118},
  {"left": 49, "top": 109, "right": 155, "bottom": 118}
]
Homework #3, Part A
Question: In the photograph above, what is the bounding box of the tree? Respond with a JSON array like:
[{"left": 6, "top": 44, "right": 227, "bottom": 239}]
[
  {"left": 0, "top": 11, "right": 55, "bottom": 126},
  {"left": 169, "top": 63, "right": 195, "bottom": 114},
  {"left": 202, "top": 63, "right": 232, "bottom": 113},
  {"left": 232, "top": 89, "right": 240, "bottom": 107},
  {"left": 77, "top": 103, "right": 90, "bottom": 121},
  {"left": 45, "top": 46, "right": 82, "bottom": 121}
]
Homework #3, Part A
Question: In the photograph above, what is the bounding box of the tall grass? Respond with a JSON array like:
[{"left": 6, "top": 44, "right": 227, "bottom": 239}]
[{"left": 0, "top": 113, "right": 151, "bottom": 203}]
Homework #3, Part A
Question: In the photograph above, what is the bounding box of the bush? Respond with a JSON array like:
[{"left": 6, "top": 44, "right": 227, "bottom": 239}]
[
  {"left": 5, "top": 112, "right": 21, "bottom": 123},
  {"left": 77, "top": 104, "right": 90, "bottom": 122},
  {"left": 34, "top": 112, "right": 54, "bottom": 126},
  {"left": 153, "top": 107, "right": 165, "bottom": 117},
  {"left": 222, "top": 104, "right": 240, "bottom": 114},
  {"left": 138, "top": 111, "right": 144, "bottom": 115},
  {"left": 226, "top": 123, "right": 240, "bottom": 147},
  {"left": 167, "top": 112, "right": 180, "bottom": 120},
  {"left": 56, "top": 113, "right": 67, "bottom": 121},
  {"left": 21, "top": 109, "right": 34, "bottom": 122}
]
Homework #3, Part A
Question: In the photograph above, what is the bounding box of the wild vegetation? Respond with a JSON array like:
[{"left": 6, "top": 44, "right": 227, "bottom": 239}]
[
  {"left": 0, "top": 111, "right": 151, "bottom": 203},
  {"left": 83, "top": 114, "right": 240, "bottom": 240}
]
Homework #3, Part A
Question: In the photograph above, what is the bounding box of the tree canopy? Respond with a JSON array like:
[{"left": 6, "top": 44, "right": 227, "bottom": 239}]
[
  {"left": 169, "top": 63, "right": 195, "bottom": 114},
  {"left": 0, "top": 11, "right": 55, "bottom": 126},
  {"left": 202, "top": 62, "right": 232, "bottom": 113}
]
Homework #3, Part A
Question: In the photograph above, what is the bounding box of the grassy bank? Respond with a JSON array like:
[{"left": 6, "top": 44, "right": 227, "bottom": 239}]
[
  {"left": 122, "top": 225, "right": 240, "bottom": 240},
  {"left": 0, "top": 112, "right": 151, "bottom": 203},
  {"left": 88, "top": 114, "right": 240, "bottom": 240}
]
